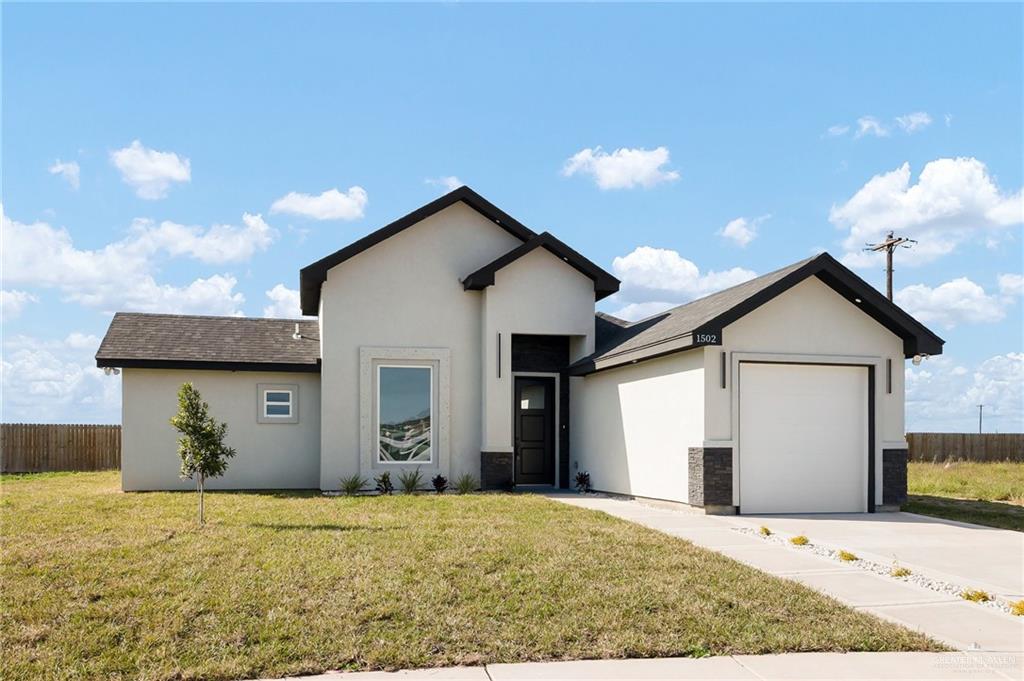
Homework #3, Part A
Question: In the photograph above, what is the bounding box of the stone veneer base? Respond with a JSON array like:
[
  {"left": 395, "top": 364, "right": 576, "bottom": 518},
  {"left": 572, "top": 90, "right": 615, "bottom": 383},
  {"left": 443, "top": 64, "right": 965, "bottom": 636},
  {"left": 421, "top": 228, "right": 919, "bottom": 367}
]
[
  {"left": 480, "top": 451, "right": 513, "bottom": 491},
  {"left": 688, "top": 446, "right": 733, "bottom": 508},
  {"left": 882, "top": 448, "right": 908, "bottom": 506}
]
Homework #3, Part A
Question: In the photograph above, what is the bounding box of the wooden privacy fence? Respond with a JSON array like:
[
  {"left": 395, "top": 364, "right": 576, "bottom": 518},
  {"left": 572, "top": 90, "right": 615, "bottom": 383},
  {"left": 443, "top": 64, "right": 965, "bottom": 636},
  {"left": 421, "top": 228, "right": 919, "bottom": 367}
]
[
  {"left": 1, "top": 423, "right": 121, "bottom": 473},
  {"left": 907, "top": 432, "right": 1024, "bottom": 463}
]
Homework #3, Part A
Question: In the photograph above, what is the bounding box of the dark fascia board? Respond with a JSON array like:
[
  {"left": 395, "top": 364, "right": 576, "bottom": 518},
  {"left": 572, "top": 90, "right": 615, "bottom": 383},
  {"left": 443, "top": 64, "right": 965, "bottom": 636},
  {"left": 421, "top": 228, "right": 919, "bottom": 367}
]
[
  {"left": 96, "top": 358, "right": 321, "bottom": 373},
  {"left": 299, "top": 186, "right": 538, "bottom": 315},
  {"left": 570, "top": 252, "right": 944, "bottom": 376},
  {"left": 689, "top": 252, "right": 944, "bottom": 358},
  {"left": 462, "top": 232, "right": 620, "bottom": 301},
  {"left": 567, "top": 334, "right": 715, "bottom": 376}
]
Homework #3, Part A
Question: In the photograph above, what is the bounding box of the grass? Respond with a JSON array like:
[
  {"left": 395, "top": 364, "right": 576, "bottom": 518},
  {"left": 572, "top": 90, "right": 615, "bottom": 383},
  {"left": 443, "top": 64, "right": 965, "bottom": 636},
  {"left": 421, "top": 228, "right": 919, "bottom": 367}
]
[
  {"left": 0, "top": 472, "right": 940, "bottom": 680},
  {"left": 837, "top": 550, "right": 858, "bottom": 562},
  {"left": 1011, "top": 600, "right": 1024, "bottom": 617},
  {"left": 905, "top": 461, "right": 1024, "bottom": 531},
  {"left": 790, "top": 535, "right": 809, "bottom": 546}
]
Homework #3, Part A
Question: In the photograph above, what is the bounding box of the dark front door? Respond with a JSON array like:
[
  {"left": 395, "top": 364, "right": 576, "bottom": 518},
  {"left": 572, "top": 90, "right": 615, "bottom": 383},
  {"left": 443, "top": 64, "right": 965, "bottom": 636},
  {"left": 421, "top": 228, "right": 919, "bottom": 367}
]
[{"left": 514, "top": 377, "right": 555, "bottom": 485}]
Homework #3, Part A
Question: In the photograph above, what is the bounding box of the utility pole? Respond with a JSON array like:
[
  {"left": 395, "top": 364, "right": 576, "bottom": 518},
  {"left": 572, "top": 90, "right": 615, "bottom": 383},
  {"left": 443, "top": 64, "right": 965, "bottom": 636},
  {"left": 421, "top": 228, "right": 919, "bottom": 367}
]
[
  {"left": 865, "top": 231, "right": 917, "bottom": 300},
  {"left": 978, "top": 405, "right": 984, "bottom": 434}
]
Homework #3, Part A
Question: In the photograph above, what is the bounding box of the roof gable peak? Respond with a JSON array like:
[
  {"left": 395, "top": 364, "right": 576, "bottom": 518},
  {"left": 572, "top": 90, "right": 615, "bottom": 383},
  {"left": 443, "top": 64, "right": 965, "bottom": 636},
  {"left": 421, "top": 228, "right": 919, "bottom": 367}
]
[
  {"left": 299, "top": 186, "right": 538, "bottom": 315},
  {"left": 462, "top": 231, "right": 620, "bottom": 300}
]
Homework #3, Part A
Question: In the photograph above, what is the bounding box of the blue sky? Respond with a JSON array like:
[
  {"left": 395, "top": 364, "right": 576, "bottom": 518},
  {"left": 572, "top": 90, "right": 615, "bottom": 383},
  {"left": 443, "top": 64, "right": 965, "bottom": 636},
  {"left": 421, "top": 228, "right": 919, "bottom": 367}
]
[{"left": 2, "top": 2, "right": 1021, "bottom": 431}]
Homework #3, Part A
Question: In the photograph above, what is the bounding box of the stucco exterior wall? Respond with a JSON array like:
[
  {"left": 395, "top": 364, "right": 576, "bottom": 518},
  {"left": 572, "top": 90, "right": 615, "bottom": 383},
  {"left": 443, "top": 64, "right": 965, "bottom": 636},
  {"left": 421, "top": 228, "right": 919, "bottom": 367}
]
[
  {"left": 317, "top": 203, "right": 524, "bottom": 489},
  {"left": 121, "top": 368, "right": 321, "bottom": 491},
  {"left": 481, "top": 248, "right": 596, "bottom": 452},
  {"left": 703, "top": 275, "right": 906, "bottom": 505},
  {"left": 571, "top": 350, "right": 704, "bottom": 503}
]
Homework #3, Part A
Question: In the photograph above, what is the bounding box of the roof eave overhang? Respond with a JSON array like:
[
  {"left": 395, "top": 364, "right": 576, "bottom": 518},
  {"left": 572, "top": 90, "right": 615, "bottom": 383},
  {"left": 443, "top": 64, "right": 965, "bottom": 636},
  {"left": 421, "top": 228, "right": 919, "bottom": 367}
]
[
  {"left": 568, "top": 334, "right": 714, "bottom": 376},
  {"left": 95, "top": 357, "right": 322, "bottom": 373},
  {"left": 683, "top": 256, "right": 943, "bottom": 360},
  {"left": 572, "top": 253, "right": 945, "bottom": 375}
]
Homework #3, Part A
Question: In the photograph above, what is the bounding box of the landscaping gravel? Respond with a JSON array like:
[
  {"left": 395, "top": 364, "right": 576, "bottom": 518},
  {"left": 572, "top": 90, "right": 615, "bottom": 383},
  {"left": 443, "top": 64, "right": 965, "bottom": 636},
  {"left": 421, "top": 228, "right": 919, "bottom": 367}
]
[{"left": 734, "top": 527, "right": 1016, "bottom": 616}]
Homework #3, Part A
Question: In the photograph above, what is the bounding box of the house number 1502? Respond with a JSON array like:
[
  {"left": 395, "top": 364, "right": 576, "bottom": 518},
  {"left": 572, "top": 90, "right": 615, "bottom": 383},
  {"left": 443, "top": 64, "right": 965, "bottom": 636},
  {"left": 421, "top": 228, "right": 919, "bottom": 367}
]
[{"left": 695, "top": 333, "right": 718, "bottom": 344}]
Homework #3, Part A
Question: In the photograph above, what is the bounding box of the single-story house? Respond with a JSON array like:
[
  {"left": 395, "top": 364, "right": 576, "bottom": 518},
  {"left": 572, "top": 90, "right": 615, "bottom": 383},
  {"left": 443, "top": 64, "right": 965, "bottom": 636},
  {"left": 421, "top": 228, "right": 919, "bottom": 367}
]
[{"left": 96, "top": 186, "right": 944, "bottom": 513}]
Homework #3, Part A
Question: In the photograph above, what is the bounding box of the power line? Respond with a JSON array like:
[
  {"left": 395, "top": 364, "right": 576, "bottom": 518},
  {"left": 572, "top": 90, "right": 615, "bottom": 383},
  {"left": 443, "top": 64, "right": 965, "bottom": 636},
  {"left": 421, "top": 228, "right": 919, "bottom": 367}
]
[{"left": 864, "top": 231, "right": 917, "bottom": 301}]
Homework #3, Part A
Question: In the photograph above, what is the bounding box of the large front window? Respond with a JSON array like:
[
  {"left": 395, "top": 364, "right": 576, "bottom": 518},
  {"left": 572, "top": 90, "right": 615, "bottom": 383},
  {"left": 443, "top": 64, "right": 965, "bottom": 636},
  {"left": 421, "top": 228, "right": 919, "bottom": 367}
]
[{"left": 377, "top": 365, "right": 432, "bottom": 463}]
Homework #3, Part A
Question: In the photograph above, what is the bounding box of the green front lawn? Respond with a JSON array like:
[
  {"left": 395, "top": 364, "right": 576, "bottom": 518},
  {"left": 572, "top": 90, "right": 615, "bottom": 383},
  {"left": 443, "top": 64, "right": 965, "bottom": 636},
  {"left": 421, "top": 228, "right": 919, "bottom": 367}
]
[
  {"left": 906, "top": 461, "right": 1024, "bottom": 531},
  {"left": 1, "top": 472, "right": 938, "bottom": 680}
]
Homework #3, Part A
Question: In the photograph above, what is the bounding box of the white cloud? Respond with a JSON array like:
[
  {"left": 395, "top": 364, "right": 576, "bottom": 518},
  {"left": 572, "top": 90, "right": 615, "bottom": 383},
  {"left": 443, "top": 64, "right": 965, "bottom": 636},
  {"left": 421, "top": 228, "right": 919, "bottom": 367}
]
[
  {"left": 718, "top": 215, "right": 769, "bottom": 248},
  {"left": 855, "top": 116, "right": 889, "bottom": 138},
  {"left": 127, "top": 213, "right": 276, "bottom": 264},
  {"left": 831, "top": 157, "right": 1024, "bottom": 267},
  {"left": 48, "top": 159, "right": 81, "bottom": 190},
  {"left": 945, "top": 113, "right": 953, "bottom": 127},
  {"left": 1, "top": 207, "right": 245, "bottom": 315},
  {"left": 825, "top": 124, "right": 850, "bottom": 137},
  {"left": 998, "top": 273, "right": 1024, "bottom": 297},
  {"left": 895, "top": 111, "right": 933, "bottom": 133},
  {"left": 608, "top": 246, "right": 756, "bottom": 320},
  {"left": 907, "top": 353, "right": 1023, "bottom": 432},
  {"left": 112, "top": 274, "right": 244, "bottom": 316},
  {"left": 1, "top": 333, "right": 120, "bottom": 423},
  {"left": 110, "top": 140, "right": 191, "bottom": 199},
  {"left": 63, "top": 332, "right": 101, "bottom": 350},
  {"left": 609, "top": 301, "right": 678, "bottom": 322},
  {"left": 562, "top": 146, "right": 680, "bottom": 190},
  {"left": 263, "top": 284, "right": 310, "bottom": 319},
  {"left": 425, "top": 176, "right": 463, "bottom": 192},
  {"left": 270, "top": 187, "right": 367, "bottom": 221},
  {"left": 895, "top": 278, "right": 1008, "bottom": 329},
  {"left": 0, "top": 290, "right": 38, "bottom": 322}
]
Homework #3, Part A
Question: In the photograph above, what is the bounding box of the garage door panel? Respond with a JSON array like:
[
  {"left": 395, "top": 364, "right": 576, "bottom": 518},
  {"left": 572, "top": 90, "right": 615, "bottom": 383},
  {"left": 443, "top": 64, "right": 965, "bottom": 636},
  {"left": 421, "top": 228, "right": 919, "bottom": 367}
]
[{"left": 739, "top": 363, "right": 868, "bottom": 514}]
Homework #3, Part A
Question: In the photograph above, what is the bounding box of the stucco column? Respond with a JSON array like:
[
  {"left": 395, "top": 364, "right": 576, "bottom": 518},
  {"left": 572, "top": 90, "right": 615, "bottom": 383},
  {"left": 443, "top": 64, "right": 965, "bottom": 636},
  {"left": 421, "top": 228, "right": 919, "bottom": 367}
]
[{"left": 481, "top": 290, "right": 514, "bottom": 453}]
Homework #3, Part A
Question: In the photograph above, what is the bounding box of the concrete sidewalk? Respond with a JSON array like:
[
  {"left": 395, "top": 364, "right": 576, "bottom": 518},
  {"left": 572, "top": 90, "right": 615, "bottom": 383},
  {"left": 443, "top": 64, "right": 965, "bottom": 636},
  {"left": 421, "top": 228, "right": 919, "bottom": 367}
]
[
  {"left": 551, "top": 495, "right": 1024, "bottom": 653},
  {"left": 259, "top": 651, "right": 1022, "bottom": 680}
]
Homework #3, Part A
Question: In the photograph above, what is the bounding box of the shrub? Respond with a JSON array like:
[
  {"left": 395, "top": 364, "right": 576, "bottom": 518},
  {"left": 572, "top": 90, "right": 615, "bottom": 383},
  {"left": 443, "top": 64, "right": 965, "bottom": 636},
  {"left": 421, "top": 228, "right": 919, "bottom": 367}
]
[
  {"left": 339, "top": 474, "right": 367, "bottom": 496},
  {"left": 838, "top": 550, "right": 858, "bottom": 562},
  {"left": 1011, "top": 600, "right": 1024, "bottom": 616},
  {"left": 759, "top": 526, "right": 772, "bottom": 536},
  {"left": 375, "top": 472, "right": 394, "bottom": 496},
  {"left": 398, "top": 468, "right": 424, "bottom": 494},
  {"left": 891, "top": 564, "right": 912, "bottom": 578},
  {"left": 575, "top": 471, "right": 592, "bottom": 493},
  {"left": 961, "top": 589, "right": 991, "bottom": 603},
  {"left": 454, "top": 473, "right": 477, "bottom": 494},
  {"left": 431, "top": 474, "right": 448, "bottom": 494},
  {"left": 790, "top": 535, "right": 809, "bottom": 546}
]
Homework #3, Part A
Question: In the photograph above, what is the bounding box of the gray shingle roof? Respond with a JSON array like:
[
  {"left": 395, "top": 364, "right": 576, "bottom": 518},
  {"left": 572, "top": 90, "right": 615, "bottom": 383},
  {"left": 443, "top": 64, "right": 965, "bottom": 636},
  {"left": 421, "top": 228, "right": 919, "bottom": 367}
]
[
  {"left": 591, "top": 256, "right": 815, "bottom": 360},
  {"left": 96, "top": 313, "right": 320, "bottom": 371},
  {"left": 576, "top": 252, "right": 943, "bottom": 375}
]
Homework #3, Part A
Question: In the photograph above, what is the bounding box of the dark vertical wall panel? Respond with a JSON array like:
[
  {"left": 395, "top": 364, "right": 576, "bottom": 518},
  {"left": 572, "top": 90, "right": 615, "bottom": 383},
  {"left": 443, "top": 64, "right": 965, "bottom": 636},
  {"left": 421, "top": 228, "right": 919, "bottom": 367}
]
[
  {"left": 510, "top": 335, "right": 572, "bottom": 488},
  {"left": 510, "top": 335, "right": 570, "bottom": 373}
]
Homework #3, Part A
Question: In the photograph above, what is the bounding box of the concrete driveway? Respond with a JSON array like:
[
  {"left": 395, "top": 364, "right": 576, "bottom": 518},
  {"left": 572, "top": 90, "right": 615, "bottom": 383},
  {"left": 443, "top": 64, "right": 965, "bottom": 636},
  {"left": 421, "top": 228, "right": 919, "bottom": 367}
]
[
  {"left": 552, "top": 495, "right": 1024, "bottom": 653},
  {"left": 728, "top": 511, "right": 1023, "bottom": 601}
]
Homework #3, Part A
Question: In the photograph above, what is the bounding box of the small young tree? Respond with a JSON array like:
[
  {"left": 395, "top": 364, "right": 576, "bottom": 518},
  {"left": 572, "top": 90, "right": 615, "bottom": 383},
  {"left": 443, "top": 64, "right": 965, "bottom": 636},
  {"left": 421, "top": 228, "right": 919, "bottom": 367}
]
[{"left": 170, "top": 383, "right": 236, "bottom": 525}]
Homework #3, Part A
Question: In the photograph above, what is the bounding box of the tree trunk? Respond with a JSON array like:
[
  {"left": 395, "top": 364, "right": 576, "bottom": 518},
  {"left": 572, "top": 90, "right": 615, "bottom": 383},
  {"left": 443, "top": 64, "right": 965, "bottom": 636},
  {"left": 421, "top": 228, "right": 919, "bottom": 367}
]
[{"left": 198, "top": 475, "right": 205, "bottom": 526}]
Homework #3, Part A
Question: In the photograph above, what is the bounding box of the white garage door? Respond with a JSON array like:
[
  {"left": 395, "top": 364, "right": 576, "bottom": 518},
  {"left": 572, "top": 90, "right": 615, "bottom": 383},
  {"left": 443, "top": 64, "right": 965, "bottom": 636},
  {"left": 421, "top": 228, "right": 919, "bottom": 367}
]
[{"left": 739, "top": 362, "right": 868, "bottom": 514}]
